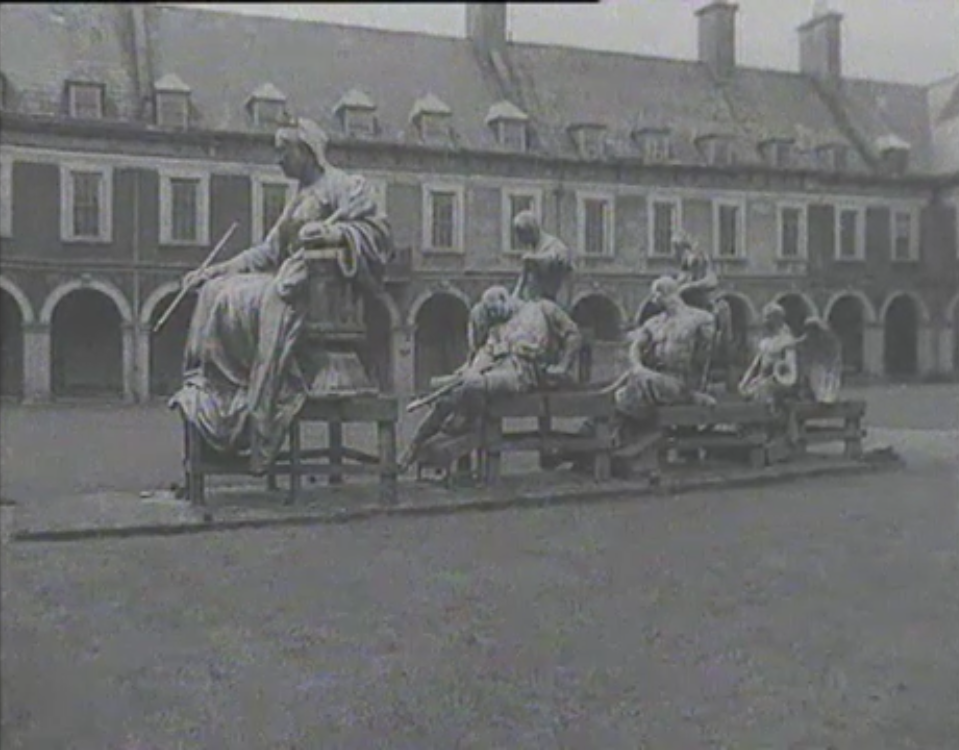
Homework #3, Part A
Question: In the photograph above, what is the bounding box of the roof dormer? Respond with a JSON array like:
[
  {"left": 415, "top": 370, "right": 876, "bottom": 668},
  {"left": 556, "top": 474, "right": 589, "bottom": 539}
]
[
  {"left": 65, "top": 78, "right": 105, "bottom": 120},
  {"left": 246, "top": 83, "right": 289, "bottom": 130},
  {"left": 0, "top": 72, "right": 9, "bottom": 110},
  {"left": 696, "top": 132, "right": 737, "bottom": 166},
  {"left": 759, "top": 137, "right": 796, "bottom": 168},
  {"left": 485, "top": 100, "right": 529, "bottom": 152},
  {"left": 875, "top": 134, "right": 911, "bottom": 175},
  {"left": 410, "top": 93, "right": 452, "bottom": 144},
  {"left": 815, "top": 141, "right": 849, "bottom": 172},
  {"left": 568, "top": 123, "right": 607, "bottom": 160},
  {"left": 153, "top": 73, "right": 191, "bottom": 130},
  {"left": 333, "top": 88, "right": 378, "bottom": 139},
  {"left": 631, "top": 127, "right": 673, "bottom": 164}
]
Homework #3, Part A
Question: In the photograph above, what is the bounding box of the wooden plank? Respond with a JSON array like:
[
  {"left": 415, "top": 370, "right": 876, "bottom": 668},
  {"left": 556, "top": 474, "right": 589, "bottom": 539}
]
[
  {"left": 662, "top": 434, "right": 768, "bottom": 450},
  {"left": 790, "top": 400, "right": 866, "bottom": 420},
  {"left": 657, "top": 403, "right": 775, "bottom": 427}
]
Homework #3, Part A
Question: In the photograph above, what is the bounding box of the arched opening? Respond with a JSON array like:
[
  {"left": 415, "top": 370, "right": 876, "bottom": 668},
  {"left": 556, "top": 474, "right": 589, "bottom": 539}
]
[
  {"left": 0, "top": 290, "right": 25, "bottom": 398},
  {"left": 715, "top": 293, "right": 754, "bottom": 386},
  {"left": 361, "top": 294, "right": 394, "bottom": 392},
  {"left": 51, "top": 289, "right": 124, "bottom": 398},
  {"left": 413, "top": 293, "right": 470, "bottom": 392},
  {"left": 148, "top": 293, "right": 196, "bottom": 397},
  {"left": 883, "top": 295, "right": 919, "bottom": 378},
  {"left": 775, "top": 293, "right": 815, "bottom": 336},
  {"left": 827, "top": 296, "right": 866, "bottom": 375},
  {"left": 572, "top": 294, "right": 623, "bottom": 384}
]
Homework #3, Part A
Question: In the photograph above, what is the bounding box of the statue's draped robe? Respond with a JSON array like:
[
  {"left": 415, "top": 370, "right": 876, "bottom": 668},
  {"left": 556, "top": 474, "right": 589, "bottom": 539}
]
[
  {"left": 513, "top": 233, "right": 574, "bottom": 303},
  {"left": 170, "top": 168, "right": 392, "bottom": 472},
  {"left": 739, "top": 324, "right": 797, "bottom": 405},
  {"left": 615, "top": 306, "right": 716, "bottom": 420}
]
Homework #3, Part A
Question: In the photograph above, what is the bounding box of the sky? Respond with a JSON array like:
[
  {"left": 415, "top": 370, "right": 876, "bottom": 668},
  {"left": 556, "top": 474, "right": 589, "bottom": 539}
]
[{"left": 185, "top": 1, "right": 958, "bottom": 85}]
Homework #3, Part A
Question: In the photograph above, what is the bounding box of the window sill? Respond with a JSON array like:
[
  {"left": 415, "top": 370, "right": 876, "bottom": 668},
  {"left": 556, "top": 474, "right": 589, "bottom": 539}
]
[
  {"left": 61, "top": 236, "right": 112, "bottom": 245},
  {"left": 890, "top": 257, "right": 920, "bottom": 264},
  {"left": 832, "top": 256, "right": 866, "bottom": 263},
  {"left": 160, "top": 239, "right": 207, "bottom": 248},
  {"left": 421, "top": 248, "right": 465, "bottom": 257}
]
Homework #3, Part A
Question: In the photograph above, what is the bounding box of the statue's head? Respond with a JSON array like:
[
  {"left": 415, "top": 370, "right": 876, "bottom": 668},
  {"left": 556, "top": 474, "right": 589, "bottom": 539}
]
[
  {"left": 275, "top": 118, "right": 330, "bottom": 182},
  {"left": 650, "top": 276, "right": 681, "bottom": 310},
  {"left": 480, "top": 285, "right": 516, "bottom": 324},
  {"left": 512, "top": 210, "right": 541, "bottom": 248},
  {"left": 762, "top": 302, "right": 787, "bottom": 331}
]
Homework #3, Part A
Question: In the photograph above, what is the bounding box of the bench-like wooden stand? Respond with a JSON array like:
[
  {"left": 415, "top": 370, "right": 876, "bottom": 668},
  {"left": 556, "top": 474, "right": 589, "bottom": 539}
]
[
  {"left": 414, "top": 389, "right": 616, "bottom": 486},
  {"left": 182, "top": 393, "right": 399, "bottom": 508},
  {"left": 786, "top": 400, "right": 866, "bottom": 459}
]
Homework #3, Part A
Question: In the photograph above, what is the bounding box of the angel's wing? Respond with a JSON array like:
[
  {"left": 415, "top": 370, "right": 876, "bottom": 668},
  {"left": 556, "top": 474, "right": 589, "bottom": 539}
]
[{"left": 798, "top": 324, "right": 843, "bottom": 403}]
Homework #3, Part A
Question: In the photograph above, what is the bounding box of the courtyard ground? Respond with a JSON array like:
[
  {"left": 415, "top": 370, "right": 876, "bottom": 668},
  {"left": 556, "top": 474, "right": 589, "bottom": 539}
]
[{"left": 1, "top": 384, "right": 957, "bottom": 748}]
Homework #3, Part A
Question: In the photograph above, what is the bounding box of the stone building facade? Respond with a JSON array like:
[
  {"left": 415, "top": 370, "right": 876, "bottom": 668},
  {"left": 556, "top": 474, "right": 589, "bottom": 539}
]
[{"left": 0, "top": 2, "right": 957, "bottom": 402}]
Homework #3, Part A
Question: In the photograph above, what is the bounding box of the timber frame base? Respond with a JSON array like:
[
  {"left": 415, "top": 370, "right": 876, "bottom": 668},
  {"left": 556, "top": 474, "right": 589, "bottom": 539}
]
[{"left": 181, "top": 394, "right": 399, "bottom": 509}]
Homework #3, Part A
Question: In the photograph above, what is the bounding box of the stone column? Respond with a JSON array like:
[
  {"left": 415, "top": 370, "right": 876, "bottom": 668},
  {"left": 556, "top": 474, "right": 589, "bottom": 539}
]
[
  {"left": 136, "top": 325, "right": 151, "bottom": 403},
  {"left": 917, "top": 325, "right": 935, "bottom": 378},
  {"left": 863, "top": 324, "right": 884, "bottom": 378},
  {"left": 939, "top": 327, "right": 956, "bottom": 375},
  {"left": 392, "top": 326, "right": 415, "bottom": 398},
  {"left": 121, "top": 322, "right": 137, "bottom": 403},
  {"left": 22, "top": 323, "right": 51, "bottom": 403}
]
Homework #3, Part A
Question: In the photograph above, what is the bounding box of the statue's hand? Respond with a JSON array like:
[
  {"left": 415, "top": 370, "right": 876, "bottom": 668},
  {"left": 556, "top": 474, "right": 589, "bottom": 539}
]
[{"left": 184, "top": 263, "right": 228, "bottom": 290}]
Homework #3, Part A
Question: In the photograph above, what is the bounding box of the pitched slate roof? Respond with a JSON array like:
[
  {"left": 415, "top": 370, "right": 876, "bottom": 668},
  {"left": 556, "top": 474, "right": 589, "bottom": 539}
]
[{"left": 0, "top": 3, "right": 139, "bottom": 119}]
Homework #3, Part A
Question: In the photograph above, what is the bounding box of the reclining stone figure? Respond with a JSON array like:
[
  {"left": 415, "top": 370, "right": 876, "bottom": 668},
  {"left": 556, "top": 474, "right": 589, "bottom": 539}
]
[{"left": 400, "top": 286, "right": 583, "bottom": 473}]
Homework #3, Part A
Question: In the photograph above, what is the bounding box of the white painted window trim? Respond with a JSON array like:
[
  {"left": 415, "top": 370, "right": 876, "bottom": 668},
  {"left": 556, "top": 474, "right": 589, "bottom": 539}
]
[
  {"left": 776, "top": 202, "right": 808, "bottom": 260},
  {"left": 647, "top": 195, "right": 683, "bottom": 258},
  {"left": 250, "top": 172, "right": 296, "bottom": 244},
  {"left": 0, "top": 156, "right": 11, "bottom": 238},
  {"left": 712, "top": 199, "right": 747, "bottom": 259},
  {"left": 889, "top": 204, "right": 920, "bottom": 263},
  {"left": 159, "top": 168, "right": 211, "bottom": 246},
  {"left": 501, "top": 187, "right": 544, "bottom": 254},
  {"left": 577, "top": 190, "right": 616, "bottom": 257},
  {"left": 59, "top": 162, "right": 113, "bottom": 243},
  {"left": 833, "top": 204, "right": 866, "bottom": 262},
  {"left": 422, "top": 182, "right": 465, "bottom": 254}
]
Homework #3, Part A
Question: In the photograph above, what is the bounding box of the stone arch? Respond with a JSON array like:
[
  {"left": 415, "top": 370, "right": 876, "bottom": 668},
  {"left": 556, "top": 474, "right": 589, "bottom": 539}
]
[
  {"left": 139, "top": 281, "right": 182, "bottom": 326},
  {"left": 571, "top": 292, "right": 626, "bottom": 384},
  {"left": 362, "top": 293, "right": 397, "bottom": 391},
  {"left": 0, "top": 275, "right": 36, "bottom": 325},
  {"left": 571, "top": 292, "right": 625, "bottom": 340},
  {"left": 882, "top": 293, "right": 924, "bottom": 378},
  {"left": 879, "top": 290, "right": 931, "bottom": 327},
  {"left": 773, "top": 291, "right": 819, "bottom": 336},
  {"left": 0, "top": 281, "right": 28, "bottom": 398},
  {"left": 407, "top": 284, "right": 472, "bottom": 330},
  {"left": 412, "top": 290, "right": 471, "bottom": 393},
  {"left": 823, "top": 290, "right": 877, "bottom": 326},
  {"left": 41, "top": 277, "right": 133, "bottom": 326},
  {"left": 715, "top": 291, "right": 758, "bottom": 328}
]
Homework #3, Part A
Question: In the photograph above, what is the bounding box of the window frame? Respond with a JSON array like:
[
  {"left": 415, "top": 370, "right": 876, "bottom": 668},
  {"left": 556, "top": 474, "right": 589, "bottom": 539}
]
[
  {"left": 0, "top": 156, "right": 11, "bottom": 238},
  {"left": 155, "top": 91, "right": 190, "bottom": 130},
  {"left": 341, "top": 107, "right": 377, "bottom": 139},
  {"left": 647, "top": 195, "right": 683, "bottom": 258},
  {"left": 577, "top": 190, "right": 615, "bottom": 258},
  {"left": 159, "top": 168, "right": 210, "bottom": 247},
  {"left": 833, "top": 204, "right": 866, "bottom": 262},
  {"left": 890, "top": 205, "right": 920, "bottom": 263},
  {"left": 421, "top": 182, "right": 465, "bottom": 254},
  {"left": 250, "top": 173, "right": 296, "bottom": 244},
  {"left": 67, "top": 82, "right": 105, "bottom": 120},
  {"left": 501, "top": 187, "right": 544, "bottom": 254},
  {"left": 713, "top": 199, "right": 746, "bottom": 260},
  {"left": 59, "top": 162, "right": 113, "bottom": 243},
  {"left": 776, "top": 202, "right": 808, "bottom": 260},
  {"left": 496, "top": 119, "right": 528, "bottom": 152}
]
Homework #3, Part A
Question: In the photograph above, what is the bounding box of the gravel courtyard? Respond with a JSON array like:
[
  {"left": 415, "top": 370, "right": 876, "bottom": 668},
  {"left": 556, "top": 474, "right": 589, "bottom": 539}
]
[{"left": 1, "top": 385, "right": 957, "bottom": 748}]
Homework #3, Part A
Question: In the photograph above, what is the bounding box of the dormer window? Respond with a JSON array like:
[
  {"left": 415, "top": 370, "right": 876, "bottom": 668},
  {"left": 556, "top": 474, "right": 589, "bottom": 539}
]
[
  {"left": 246, "top": 83, "right": 289, "bottom": 129},
  {"left": 410, "top": 93, "right": 452, "bottom": 144},
  {"left": 153, "top": 74, "right": 191, "bottom": 130},
  {"left": 876, "top": 134, "right": 911, "bottom": 175},
  {"left": 816, "top": 143, "right": 849, "bottom": 172},
  {"left": 632, "top": 128, "right": 672, "bottom": 163},
  {"left": 334, "top": 89, "right": 378, "bottom": 139},
  {"left": 760, "top": 138, "right": 796, "bottom": 168},
  {"left": 0, "top": 73, "right": 8, "bottom": 110},
  {"left": 697, "top": 134, "right": 736, "bottom": 167},
  {"left": 569, "top": 124, "right": 607, "bottom": 160},
  {"left": 66, "top": 81, "right": 104, "bottom": 120},
  {"left": 485, "top": 101, "right": 530, "bottom": 152}
]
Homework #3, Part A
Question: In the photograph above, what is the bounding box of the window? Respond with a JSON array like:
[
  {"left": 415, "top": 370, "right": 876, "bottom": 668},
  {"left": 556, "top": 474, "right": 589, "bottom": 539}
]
[
  {"left": 68, "top": 82, "right": 104, "bottom": 120},
  {"left": 342, "top": 108, "right": 377, "bottom": 138},
  {"left": 418, "top": 114, "right": 451, "bottom": 143},
  {"left": 648, "top": 198, "right": 680, "bottom": 257},
  {"left": 715, "top": 202, "right": 744, "bottom": 258},
  {"left": 701, "top": 137, "right": 735, "bottom": 167},
  {"left": 0, "top": 157, "right": 11, "bottom": 237},
  {"left": 818, "top": 144, "right": 848, "bottom": 172},
  {"left": 502, "top": 188, "right": 543, "bottom": 252},
  {"left": 251, "top": 175, "right": 295, "bottom": 243},
  {"left": 252, "top": 99, "right": 286, "bottom": 128},
  {"left": 496, "top": 120, "right": 528, "bottom": 152},
  {"left": 764, "top": 141, "right": 795, "bottom": 168},
  {"left": 578, "top": 193, "right": 614, "bottom": 257},
  {"left": 891, "top": 208, "right": 918, "bottom": 262},
  {"left": 0, "top": 73, "right": 8, "bottom": 110},
  {"left": 572, "top": 127, "right": 606, "bottom": 160},
  {"left": 159, "top": 170, "right": 209, "bottom": 246},
  {"left": 60, "top": 164, "right": 112, "bottom": 242},
  {"left": 643, "top": 134, "right": 671, "bottom": 164},
  {"left": 835, "top": 206, "right": 864, "bottom": 261},
  {"left": 422, "top": 184, "right": 463, "bottom": 253},
  {"left": 777, "top": 204, "right": 807, "bottom": 259},
  {"left": 155, "top": 92, "right": 189, "bottom": 129}
]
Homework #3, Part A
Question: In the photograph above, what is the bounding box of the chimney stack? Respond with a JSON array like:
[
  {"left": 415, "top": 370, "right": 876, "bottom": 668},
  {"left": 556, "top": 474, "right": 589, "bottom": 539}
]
[
  {"left": 466, "top": 3, "right": 507, "bottom": 56},
  {"left": 696, "top": 1, "right": 739, "bottom": 79},
  {"left": 798, "top": 2, "right": 843, "bottom": 81}
]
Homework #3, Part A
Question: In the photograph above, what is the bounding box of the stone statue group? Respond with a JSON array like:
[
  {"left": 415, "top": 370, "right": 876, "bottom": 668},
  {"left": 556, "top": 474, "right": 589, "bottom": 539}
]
[{"left": 170, "top": 118, "right": 844, "bottom": 479}]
